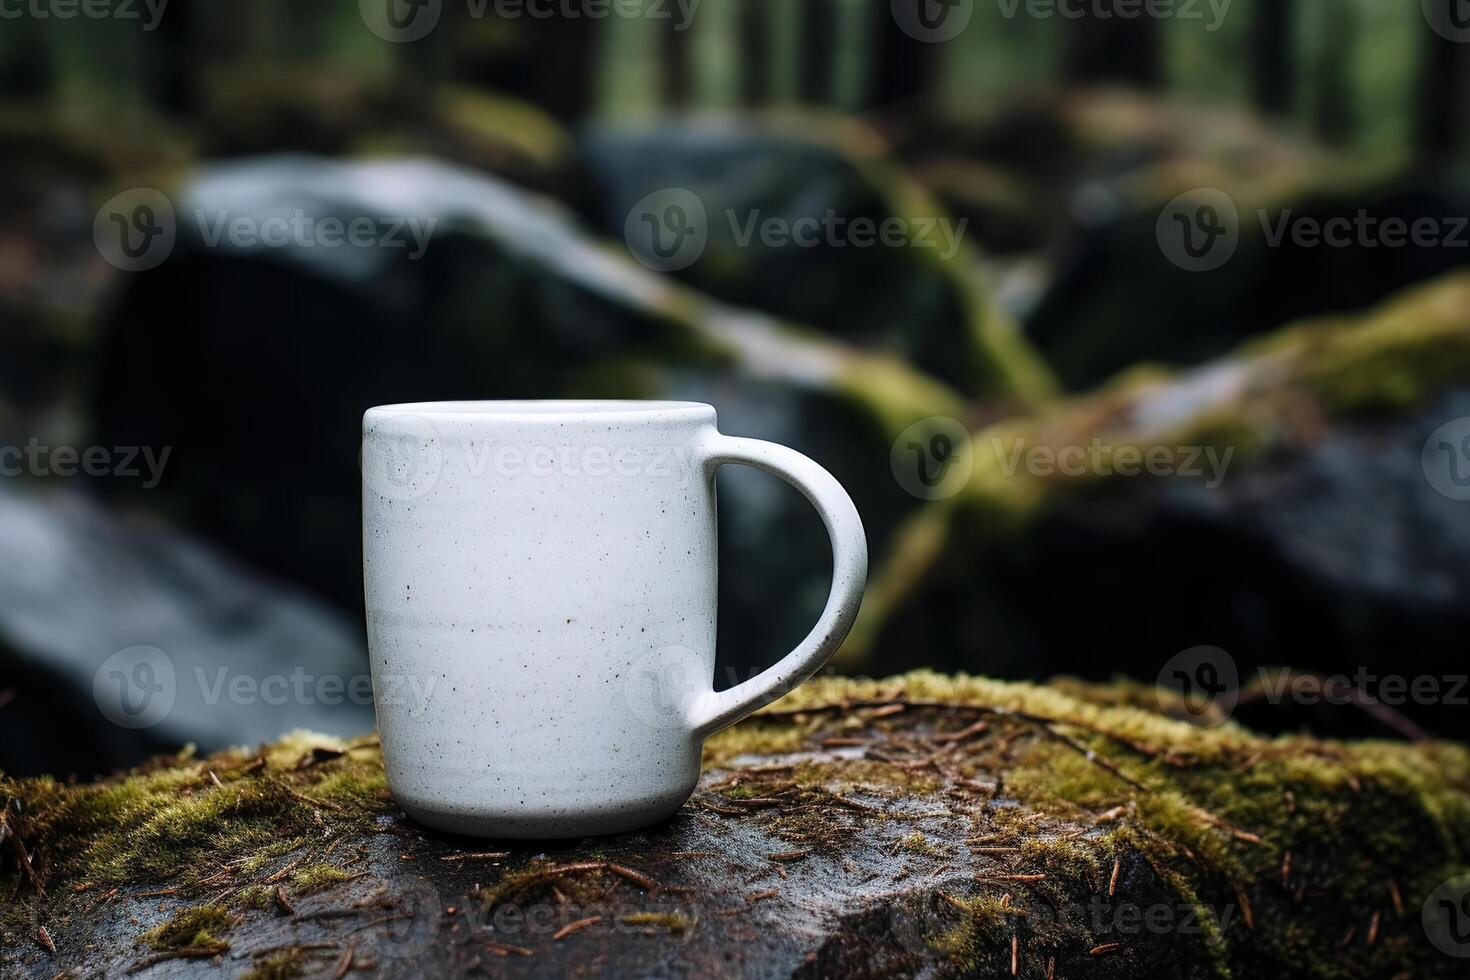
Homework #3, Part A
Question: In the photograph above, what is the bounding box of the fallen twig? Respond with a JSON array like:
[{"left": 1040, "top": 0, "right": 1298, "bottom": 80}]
[{"left": 552, "top": 915, "right": 601, "bottom": 940}]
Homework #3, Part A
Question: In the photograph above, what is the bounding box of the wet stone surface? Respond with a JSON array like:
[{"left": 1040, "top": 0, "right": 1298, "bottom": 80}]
[{"left": 3, "top": 673, "right": 1467, "bottom": 978}]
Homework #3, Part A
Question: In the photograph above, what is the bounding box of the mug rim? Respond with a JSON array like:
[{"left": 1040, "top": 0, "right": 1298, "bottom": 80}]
[{"left": 366, "top": 399, "right": 714, "bottom": 421}]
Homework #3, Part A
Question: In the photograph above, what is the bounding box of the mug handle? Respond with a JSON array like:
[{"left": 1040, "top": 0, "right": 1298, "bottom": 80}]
[{"left": 689, "top": 434, "right": 868, "bottom": 737}]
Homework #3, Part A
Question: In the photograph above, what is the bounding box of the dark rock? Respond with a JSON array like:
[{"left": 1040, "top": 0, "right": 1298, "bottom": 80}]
[
  {"left": 895, "top": 93, "right": 1470, "bottom": 390},
  {"left": 572, "top": 117, "right": 1053, "bottom": 402},
  {"left": 1029, "top": 175, "right": 1470, "bottom": 390},
  {"left": 0, "top": 486, "right": 371, "bottom": 777},
  {"left": 91, "top": 156, "right": 961, "bottom": 692},
  {"left": 853, "top": 274, "right": 1470, "bottom": 738}
]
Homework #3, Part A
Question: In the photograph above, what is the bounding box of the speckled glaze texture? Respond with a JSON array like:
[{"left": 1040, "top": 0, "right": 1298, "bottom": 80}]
[{"left": 362, "top": 401, "right": 866, "bottom": 839}]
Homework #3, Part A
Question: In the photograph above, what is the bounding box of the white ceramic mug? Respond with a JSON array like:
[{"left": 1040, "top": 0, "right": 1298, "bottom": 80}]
[{"left": 362, "top": 400, "right": 866, "bottom": 838}]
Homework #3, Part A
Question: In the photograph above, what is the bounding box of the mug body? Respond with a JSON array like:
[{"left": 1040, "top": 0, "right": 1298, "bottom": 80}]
[{"left": 362, "top": 400, "right": 718, "bottom": 838}]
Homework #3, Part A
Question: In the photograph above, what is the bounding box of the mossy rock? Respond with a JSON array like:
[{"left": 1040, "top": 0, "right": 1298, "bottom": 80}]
[
  {"left": 4, "top": 673, "right": 1468, "bottom": 978},
  {"left": 896, "top": 90, "right": 1468, "bottom": 391},
  {"left": 92, "top": 157, "right": 963, "bottom": 688},
  {"left": 574, "top": 113, "right": 1055, "bottom": 405},
  {"left": 851, "top": 272, "right": 1470, "bottom": 737}
]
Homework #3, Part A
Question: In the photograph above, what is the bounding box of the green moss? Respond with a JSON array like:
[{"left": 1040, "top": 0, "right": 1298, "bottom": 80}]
[
  {"left": 289, "top": 863, "right": 356, "bottom": 896},
  {"left": 894, "top": 832, "right": 950, "bottom": 858},
  {"left": 238, "top": 837, "right": 309, "bottom": 876},
  {"left": 4, "top": 672, "right": 1468, "bottom": 978},
  {"left": 930, "top": 892, "right": 1020, "bottom": 967},
  {"left": 701, "top": 720, "right": 808, "bottom": 768},
  {"left": 138, "top": 904, "right": 233, "bottom": 952},
  {"left": 240, "top": 948, "right": 309, "bottom": 980},
  {"left": 1280, "top": 273, "right": 1470, "bottom": 412},
  {"left": 832, "top": 354, "right": 969, "bottom": 445},
  {"left": 235, "top": 884, "right": 275, "bottom": 911},
  {"left": 286, "top": 863, "right": 358, "bottom": 899},
  {"left": 755, "top": 671, "right": 1470, "bottom": 979},
  {"left": 433, "top": 85, "right": 569, "bottom": 167},
  {"left": 0, "top": 733, "right": 388, "bottom": 894}
]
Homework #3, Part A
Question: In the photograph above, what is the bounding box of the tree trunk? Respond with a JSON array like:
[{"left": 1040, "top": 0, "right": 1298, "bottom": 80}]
[
  {"left": 450, "top": 11, "right": 602, "bottom": 123},
  {"left": 738, "top": 0, "right": 773, "bottom": 107},
  {"left": 535, "top": 16, "right": 601, "bottom": 122},
  {"left": 1063, "top": 10, "right": 1163, "bottom": 89},
  {"left": 1310, "top": 0, "right": 1354, "bottom": 146},
  {"left": 144, "top": 2, "right": 195, "bottom": 117},
  {"left": 798, "top": 0, "right": 838, "bottom": 104},
  {"left": 0, "top": 18, "right": 51, "bottom": 100},
  {"left": 660, "top": 19, "right": 695, "bottom": 109},
  {"left": 860, "top": 0, "right": 937, "bottom": 109},
  {"left": 1417, "top": 0, "right": 1470, "bottom": 162},
  {"left": 395, "top": 7, "right": 455, "bottom": 95},
  {"left": 1248, "top": 0, "right": 1295, "bottom": 114}
]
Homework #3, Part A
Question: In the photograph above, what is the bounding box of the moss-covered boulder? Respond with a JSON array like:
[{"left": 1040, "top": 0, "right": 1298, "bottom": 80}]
[
  {"left": 3, "top": 672, "right": 1467, "bottom": 978},
  {"left": 91, "top": 156, "right": 962, "bottom": 690},
  {"left": 896, "top": 91, "right": 1470, "bottom": 391},
  {"left": 573, "top": 114, "right": 1054, "bottom": 404},
  {"left": 851, "top": 272, "right": 1470, "bottom": 738}
]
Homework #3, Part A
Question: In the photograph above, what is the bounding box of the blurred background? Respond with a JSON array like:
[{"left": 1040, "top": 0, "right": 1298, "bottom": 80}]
[{"left": 2, "top": 0, "right": 1469, "bottom": 777}]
